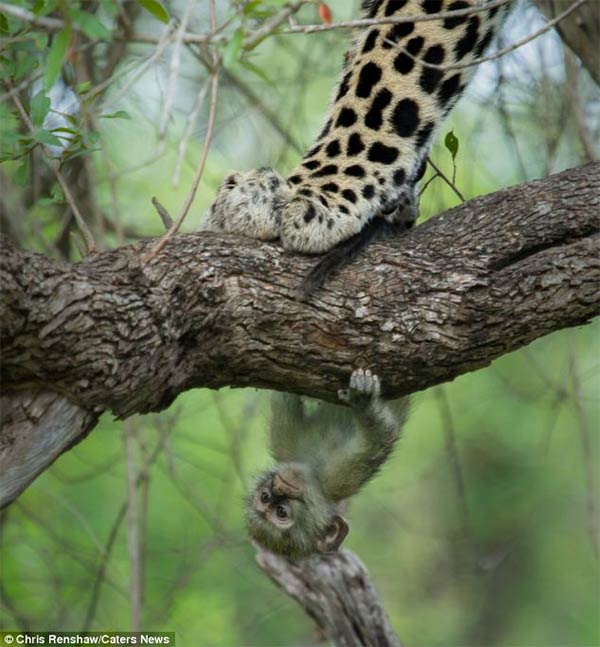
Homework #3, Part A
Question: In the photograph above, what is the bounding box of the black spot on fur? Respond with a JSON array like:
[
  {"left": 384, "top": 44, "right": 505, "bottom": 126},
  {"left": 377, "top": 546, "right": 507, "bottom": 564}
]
[
  {"left": 288, "top": 175, "right": 303, "bottom": 185},
  {"left": 368, "top": 142, "right": 399, "bottom": 164},
  {"left": 327, "top": 218, "right": 334, "bottom": 229},
  {"left": 345, "top": 164, "right": 366, "bottom": 177},
  {"left": 303, "top": 159, "right": 321, "bottom": 170},
  {"left": 407, "top": 35, "right": 425, "bottom": 55},
  {"left": 307, "top": 143, "right": 322, "bottom": 157},
  {"left": 419, "top": 45, "right": 445, "bottom": 93},
  {"left": 424, "top": 44, "right": 445, "bottom": 64},
  {"left": 326, "top": 140, "right": 341, "bottom": 157},
  {"left": 318, "top": 119, "right": 332, "bottom": 140},
  {"left": 475, "top": 28, "right": 494, "bottom": 57},
  {"left": 414, "top": 157, "right": 427, "bottom": 181},
  {"left": 339, "top": 205, "right": 350, "bottom": 214},
  {"left": 391, "top": 98, "right": 420, "bottom": 137},
  {"left": 322, "top": 182, "right": 339, "bottom": 193},
  {"left": 304, "top": 205, "right": 316, "bottom": 223},
  {"left": 347, "top": 133, "right": 365, "bottom": 155},
  {"left": 393, "top": 168, "right": 406, "bottom": 185},
  {"left": 455, "top": 16, "right": 480, "bottom": 60},
  {"left": 342, "top": 189, "right": 358, "bottom": 203},
  {"left": 394, "top": 35, "right": 425, "bottom": 74},
  {"left": 356, "top": 62, "right": 382, "bottom": 98},
  {"left": 362, "top": 184, "right": 375, "bottom": 199},
  {"left": 415, "top": 121, "right": 434, "bottom": 147},
  {"left": 362, "top": 29, "right": 379, "bottom": 54},
  {"left": 385, "top": 0, "right": 408, "bottom": 16},
  {"left": 319, "top": 194, "right": 330, "bottom": 207},
  {"left": 336, "top": 107, "right": 358, "bottom": 127},
  {"left": 422, "top": 0, "right": 442, "bottom": 12},
  {"left": 443, "top": 1, "right": 469, "bottom": 29},
  {"left": 489, "top": 5, "right": 499, "bottom": 18},
  {"left": 362, "top": 0, "right": 380, "bottom": 19},
  {"left": 336, "top": 72, "right": 352, "bottom": 101},
  {"left": 438, "top": 73, "right": 461, "bottom": 107},
  {"left": 299, "top": 188, "right": 313, "bottom": 196},
  {"left": 382, "top": 22, "right": 414, "bottom": 49},
  {"left": 365, "top": 88, "right": 392, "bottom": 130},
  {"left": 312, "top": 164, "right": 338, "bottom": 177}
]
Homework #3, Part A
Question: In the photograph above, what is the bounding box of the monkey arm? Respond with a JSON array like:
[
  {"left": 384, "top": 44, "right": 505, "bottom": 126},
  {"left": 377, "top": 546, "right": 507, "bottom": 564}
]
[{"left": 268, "top": 392, "right": 306, "bottom": 462}]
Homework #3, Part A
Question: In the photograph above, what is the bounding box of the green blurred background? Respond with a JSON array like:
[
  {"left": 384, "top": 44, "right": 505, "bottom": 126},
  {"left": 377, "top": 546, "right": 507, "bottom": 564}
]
[{"left": 0, "top": 1, "right": 598, "bottom": 645}]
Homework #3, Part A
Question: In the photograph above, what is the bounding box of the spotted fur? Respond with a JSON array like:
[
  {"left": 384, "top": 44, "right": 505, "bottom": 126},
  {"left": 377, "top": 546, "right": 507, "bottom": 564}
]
[{"left": 205, "top": 0, "right": 511, "bottom": 254}]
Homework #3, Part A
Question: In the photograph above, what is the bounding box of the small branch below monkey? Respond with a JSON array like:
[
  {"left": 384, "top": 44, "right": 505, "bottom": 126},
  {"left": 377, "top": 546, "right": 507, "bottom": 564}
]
[{"left": 256, "top": 548, "right": 402, "bottom": 647}]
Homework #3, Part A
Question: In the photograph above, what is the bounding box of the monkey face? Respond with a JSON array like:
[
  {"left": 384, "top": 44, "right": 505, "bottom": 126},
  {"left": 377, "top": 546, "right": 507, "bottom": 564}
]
[
  {"left": 246, "top": 466, "right": 349, "bottom": 559},
  {"left": 252, "top": 468, "right": 304, "bottom": 531}
]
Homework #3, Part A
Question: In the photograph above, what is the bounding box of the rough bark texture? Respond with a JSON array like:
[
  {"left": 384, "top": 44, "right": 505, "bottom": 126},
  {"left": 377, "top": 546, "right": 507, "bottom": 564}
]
[
  {"left": 1, "top": 162, "right": 599, "bottom": 506},
  {"left": 256, "top": 548, "right": 402, "bottom": 647},
  {"left": 533, "top": 0, "right": 600, "bottom": 85}
]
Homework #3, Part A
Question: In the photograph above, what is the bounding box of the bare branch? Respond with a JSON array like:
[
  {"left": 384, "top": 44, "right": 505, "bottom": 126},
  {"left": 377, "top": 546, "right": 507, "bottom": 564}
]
[
  {"left": 257, "top": 548, "right": 402, "bottom": 647},
  {"left": 1, "top": 162, "right": 598, "bottom": 507}
]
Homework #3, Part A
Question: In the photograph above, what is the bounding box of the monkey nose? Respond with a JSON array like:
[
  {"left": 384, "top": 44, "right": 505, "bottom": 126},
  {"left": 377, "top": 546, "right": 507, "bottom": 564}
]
[{"left": 273, "top": 468, "right": 304, "bottom": 496}]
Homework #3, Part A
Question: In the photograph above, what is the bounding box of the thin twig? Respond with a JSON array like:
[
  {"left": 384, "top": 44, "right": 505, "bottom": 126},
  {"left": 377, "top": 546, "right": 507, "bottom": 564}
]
[
  {"left": 107, "top": 22, "right": 177, "bottom": 108},
  {"left": 145, "top": 1, "right": 220, "bottom": 260},
  {"left": 243, "top": 0, "right": 310, "bottom": 50},
  {"left": 0, "top": 0, "right": 509, "bottom": 46},
  {"left": 159, "top": 0, "right": 195, "bottom": 139},
  {"left": 172, "top": 79, "right": 210, "bottom": 186},
  {"left": 382, "top": 0, "right": 588, "bottom": 73},
  {"left": 124, "top": 420, "right": 142, "bottom": 631},
  {"left": 568, "top": 338, "right": 600, "bottom": 561},
  {"left": 427, "top": 157, "right": 465, "bottom": 202},
  {"left": 9, "top": 91, "right": 97, "bottom": 253}
]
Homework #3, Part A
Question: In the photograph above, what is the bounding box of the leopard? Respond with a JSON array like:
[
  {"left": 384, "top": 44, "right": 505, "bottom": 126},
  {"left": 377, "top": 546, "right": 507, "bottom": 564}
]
[{"left": 204, "top": 0, "right": 512, "bottom": 289}]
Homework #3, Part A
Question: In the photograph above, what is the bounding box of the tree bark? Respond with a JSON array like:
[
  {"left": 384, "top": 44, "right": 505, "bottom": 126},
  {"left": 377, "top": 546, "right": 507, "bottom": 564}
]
[
  {"left": 256, "top": 549, "right": 402, "bottom": 647},
  {"left": 1, "top": 161, "right": 599, "bottom": 507}
]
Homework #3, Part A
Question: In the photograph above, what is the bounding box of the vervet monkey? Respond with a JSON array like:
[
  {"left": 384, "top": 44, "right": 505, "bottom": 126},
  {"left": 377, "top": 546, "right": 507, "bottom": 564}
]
[{"left": 246, "top": 368, "right": 409, "bottom": 559}]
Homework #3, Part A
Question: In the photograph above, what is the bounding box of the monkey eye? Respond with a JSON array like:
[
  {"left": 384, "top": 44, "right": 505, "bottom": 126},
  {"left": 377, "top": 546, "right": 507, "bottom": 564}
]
[
  {"left": 260, "top": 491, "right": 270, "bottom": 504},
  {"left": 276, "top": 505, "right": 289, "bottom": 519}
]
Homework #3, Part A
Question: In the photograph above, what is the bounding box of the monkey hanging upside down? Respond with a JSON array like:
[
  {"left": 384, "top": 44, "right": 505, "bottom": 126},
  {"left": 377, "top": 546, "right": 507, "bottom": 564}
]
[{"left": 246, "top": 368, "right": 409, "bottom": 559}]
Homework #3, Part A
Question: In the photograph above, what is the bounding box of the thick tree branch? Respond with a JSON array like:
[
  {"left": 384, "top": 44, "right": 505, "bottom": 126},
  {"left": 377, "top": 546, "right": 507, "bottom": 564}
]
[{"left": 1, "top": 162, "right": 599, "bottom": 506}]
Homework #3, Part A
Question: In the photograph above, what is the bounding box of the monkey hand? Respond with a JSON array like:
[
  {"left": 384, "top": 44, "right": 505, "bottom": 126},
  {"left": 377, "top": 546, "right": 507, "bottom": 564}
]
[{"left": 338, "top": 368, "right": 381, "bottom": 410}]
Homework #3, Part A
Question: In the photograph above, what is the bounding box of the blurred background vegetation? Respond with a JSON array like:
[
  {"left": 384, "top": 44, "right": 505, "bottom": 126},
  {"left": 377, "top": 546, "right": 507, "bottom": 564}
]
[{"left": 0, "top": 0, "right": 598, "bottom": 645}]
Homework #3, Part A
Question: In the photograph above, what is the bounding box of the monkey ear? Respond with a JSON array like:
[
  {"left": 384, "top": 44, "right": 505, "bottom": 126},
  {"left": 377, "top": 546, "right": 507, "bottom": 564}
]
[{"left": 317, "top": 514, "right": 350, "bottom": 554}]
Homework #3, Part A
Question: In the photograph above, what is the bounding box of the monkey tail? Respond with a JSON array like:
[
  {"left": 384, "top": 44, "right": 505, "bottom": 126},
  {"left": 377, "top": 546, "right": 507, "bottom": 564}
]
[{"left": 299, "top": 218, "right": 412, "bottom": 299}]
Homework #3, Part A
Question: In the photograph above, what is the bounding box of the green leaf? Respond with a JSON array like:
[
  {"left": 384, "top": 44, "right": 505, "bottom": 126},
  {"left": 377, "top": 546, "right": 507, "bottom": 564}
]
[
  {"left": 444, "top": 129, "right": 459, "bottom": 161},
  {"left": 100, "top": 109, "right": 132, "bottom": 120},
  {"left": 243, "top": 1, "right": 266, "bottom": 16},
  {"left": 0, "top": 56, "right": 15, "bottom": 79},
  {"left": 15, "top": 159, "right": 29, "bottom": 186},
  {"left": 15, "top": 54, "right": 38, "bottom": 81},
  {"left": 76, "top": 81, "right": 92, "bottom": 94},
  {"left": 34, "top": 129, "right": 62, "bottom": 146},
  {"left": 224, "top": 28, "right": 244, "bottom": 68},
  {"left": 139, "top": 0, "right": 169, "bottom": 23},
  {"left": 51, "top": 182, "right": 64, "bottom": 201},
  {"left": 0, "top": 12, "right": 8, "bottom": 34},
  {"left": 71, "top": 10, "right": 111, "bottom": 39},
  {"left": 44, "top": 26, "right": 71, "bottom": 90},
  {"left": 32, "top": 0, "right": 46, "bottom": 15},
  {"left": 30, "top": 91, "right": 51, "bottom": 127},
  {"left": 240, "top": 59, "right": 272, "bottom": 85}
]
